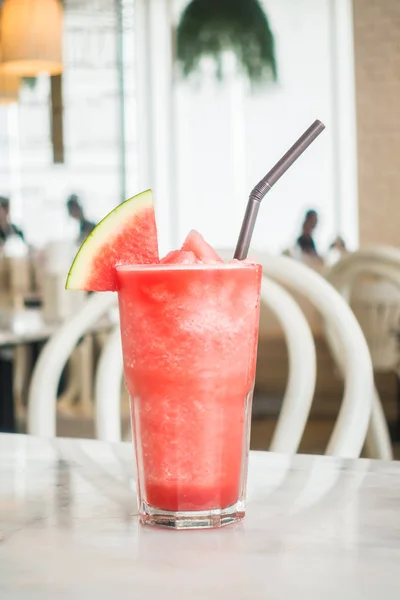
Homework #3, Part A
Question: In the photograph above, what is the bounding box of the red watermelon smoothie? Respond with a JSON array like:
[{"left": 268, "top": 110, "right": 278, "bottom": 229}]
[{"left": 117, "top": 262, "right": 261, "bottom": 529}]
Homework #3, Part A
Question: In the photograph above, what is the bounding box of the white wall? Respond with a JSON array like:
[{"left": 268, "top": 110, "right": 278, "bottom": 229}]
[{"left": 148, "top": 0, "right": 358, "bottom": 256}]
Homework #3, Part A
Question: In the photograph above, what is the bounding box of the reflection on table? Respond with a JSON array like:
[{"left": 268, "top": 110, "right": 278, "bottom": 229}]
[{"left": 1, "top": 434, "right": 400, "bottom": 598}]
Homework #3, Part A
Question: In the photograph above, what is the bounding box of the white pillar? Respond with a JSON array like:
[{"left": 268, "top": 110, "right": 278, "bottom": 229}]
[
  {"left": 329, "top": 0, "right": 359, "bottom": 248},
  {"left": 135, "top": 0, "right": 176, "bottom": 254},
  {"left": 7, "top": 102, "right": 23, "bottom": 223}
]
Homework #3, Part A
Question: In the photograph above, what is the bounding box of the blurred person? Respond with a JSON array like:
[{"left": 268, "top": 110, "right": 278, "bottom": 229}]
[
  {"left": 329, "top": 235, "right": 347, "bottom": 253},
  {"left": 296, "top": 209, "right": 320, "bottom": 259},
  {"left": 326, "top": 235, "right": 349, "bottom": 266},
  {"left": 66, "top": 194, "right": 96, "bottom": 244},
  {"left": 0, "top": 196, "right": 24, "bottom": 245}
]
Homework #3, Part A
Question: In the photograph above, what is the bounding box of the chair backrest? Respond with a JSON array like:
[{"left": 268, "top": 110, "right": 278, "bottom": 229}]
[
  {"left": 249, "top": 253, "right": 375, "bottom": 457},
  {"left": 95, "top": 325, "right": 124, "bottom": 442},
  {"left": 28, "top": 292, "right": 117, "bottom": 437},
  {"left": 326, "top": 246, "right": 400, "bottom": 372},
  {"left": 95, "top": 253, "right": 386, "bottom": 459}
]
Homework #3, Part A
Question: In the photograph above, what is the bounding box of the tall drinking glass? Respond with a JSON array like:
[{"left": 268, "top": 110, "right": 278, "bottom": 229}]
[{"left": 117, "top": 262, "right": 261, "bottom": 529}]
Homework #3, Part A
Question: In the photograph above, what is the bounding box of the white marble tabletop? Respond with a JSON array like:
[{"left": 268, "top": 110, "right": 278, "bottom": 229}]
[
  {"left": 1, "top": 434, "right": 400, "bottom": 599},
  {"left": 0, "top": 309, "right": 58, "bottom": 347},
  {"left": 0, "top": 308, "right": 117, "bottom": 347}
]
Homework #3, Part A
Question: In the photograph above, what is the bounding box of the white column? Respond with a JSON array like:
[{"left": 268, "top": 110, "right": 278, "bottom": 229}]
[
  {"left": 134, "top": 0, "right": 152, "bottom": 189},
  {"left": 226, "top": 55, "right": 247, "bottom": 228},
  {"left": 329, "top": 0, "right": 359, "bottom": 248},
  {"left": 135, "top": 0, "right": 175, "bottom": 255},
  {"left": 7, "top": 103, "right": 23, "bottom": 223}
]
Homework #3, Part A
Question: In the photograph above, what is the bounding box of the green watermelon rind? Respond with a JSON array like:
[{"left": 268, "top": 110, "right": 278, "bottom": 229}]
[{"left": 65, "top": 189, "right": 153, "bottom": 290}]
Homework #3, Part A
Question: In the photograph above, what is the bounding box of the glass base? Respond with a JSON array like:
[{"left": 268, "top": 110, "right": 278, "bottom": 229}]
[{"left": 140, "top": 501, "right": 245, "bottom": 530}]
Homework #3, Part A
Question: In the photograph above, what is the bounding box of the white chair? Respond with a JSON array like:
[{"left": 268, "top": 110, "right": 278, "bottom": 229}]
[
  {"left": 326, "top": 245, "right": 400, "bottom": 458},
  {"left": 326, "top": 246, "right": 400, "bottom": 371},
  {"left": 95, "top": 254, "right": 383, "bottom": 459},
  {"left": 256, "top": 254, "right": 377, "bottom": 457},
  {"left": 29, "top": 271, "right": 317, "bottom": 449},
  {"left": 95, "top": 325, "right": 124, "bottom": 442},
  {"left": 27, "top": 292, "right": 117, "bottom": 437}
]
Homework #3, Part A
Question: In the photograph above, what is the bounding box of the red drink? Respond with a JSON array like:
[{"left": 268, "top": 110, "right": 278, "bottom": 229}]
[{"left": 117, "top": 262, "right": 261, "bottom": 528}]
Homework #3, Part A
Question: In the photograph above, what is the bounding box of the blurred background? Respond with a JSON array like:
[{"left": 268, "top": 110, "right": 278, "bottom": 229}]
[
  {"left": 0, "top": 0, "right": 362, "bottom": 254},
  {"left": 1, "top": 0, "right": 400, "bottom": 454}
]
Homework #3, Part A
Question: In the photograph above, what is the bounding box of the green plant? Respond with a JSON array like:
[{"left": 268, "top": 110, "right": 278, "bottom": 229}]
[
  {"left": 22, "top": 77, "right": 37, "bottom": 89},
  {"left": 176, "top": 0, "right": 277, "bottom": 84}
]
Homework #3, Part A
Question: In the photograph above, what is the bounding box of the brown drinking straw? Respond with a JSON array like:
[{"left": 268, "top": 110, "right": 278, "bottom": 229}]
[{"left": 234, "top": 119, "right": 325, "bottom": 260}]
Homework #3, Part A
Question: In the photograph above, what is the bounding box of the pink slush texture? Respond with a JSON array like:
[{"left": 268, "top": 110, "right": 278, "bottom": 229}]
[
  {"left": 118, "top": 261, "right": 261, "bottom": 512},
  {"left": 160, "top": 249, "right": 199, "bottom": 265},
  {"left": 181, "top": 230, "right": 224, "bottom": 263}
]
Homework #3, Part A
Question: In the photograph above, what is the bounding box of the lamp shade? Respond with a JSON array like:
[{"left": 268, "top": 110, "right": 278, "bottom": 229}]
[
  {"left": 0, "top": 72, "right": 20, "bottom": 103},
  {"left": 0, "top": 0, "right": 63, "bottom": 76}
]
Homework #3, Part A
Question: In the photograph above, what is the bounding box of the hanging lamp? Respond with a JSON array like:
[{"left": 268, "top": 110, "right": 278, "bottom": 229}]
[
  {"left": 0, "top": 0, "right": 63, "bottom": 76},
  {"left": 176, "top": 0, "right": 277, "bottom": 84},
  {"left": 0, "top": 45, "right": 20, "bottom": 103},
  {"left": 0, "top": 72, "right": 20, "bottom": 103}
]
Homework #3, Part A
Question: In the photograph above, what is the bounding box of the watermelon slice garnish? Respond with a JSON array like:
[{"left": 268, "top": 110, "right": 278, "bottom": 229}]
[{"left": 66, "top": 189, "right": 159, "bottom": 292}]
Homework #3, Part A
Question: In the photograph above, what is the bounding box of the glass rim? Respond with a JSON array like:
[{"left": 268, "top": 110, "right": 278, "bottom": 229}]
[{"left": 116, "top": 262, "right": 261, "bottom": 273}]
